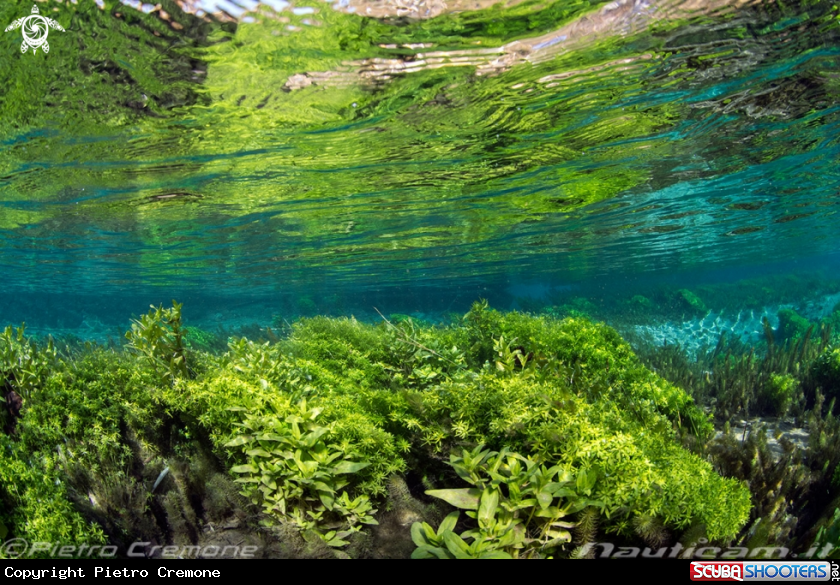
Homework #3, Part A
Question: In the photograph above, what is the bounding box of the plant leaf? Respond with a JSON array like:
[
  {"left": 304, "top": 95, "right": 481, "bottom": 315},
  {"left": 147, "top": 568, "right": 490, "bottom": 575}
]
[
  {"left": 478, "top": 551, "right": 513, "bottom": 559},
  {"left": 536, "top": 489, "right": 554, "bottom": 510},
  {"left": 302, "top": 427, "right": 329, "bottom": 447},
  {"left": 411, "top": 522, "right": 431, "bottom": 547},
  {"left": 534, "top": 506, "right": 564, "bottom": 519},
  {"left": 544, "top": 532, "right": 572, "bottom": 547},
  {"left": 425, "top": 488, "right": 481, "bottom": 510},
  {"left": 319, "top": 491, "right": 335, "bottom": 510},
  {"left": 333, "top": 461, "right": 371, "bottom": 474},
  {"left": 478, "top": 488, "right": 500, "bottom": 529},
  {"left": 438, "top": 511, "right": 460, "bottom": 535},
  {"left": 411, "top": 545, "right": 450, "bottom": 559},
  {"left": 224, "top": 436, "right": 252, "bottom": 447},
  {"left": 443, "top": 531, "right": 473, "bottom": 559}
]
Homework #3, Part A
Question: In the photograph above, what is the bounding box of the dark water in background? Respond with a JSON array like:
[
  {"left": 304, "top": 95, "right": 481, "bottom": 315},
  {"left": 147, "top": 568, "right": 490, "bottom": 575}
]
[{"left": 1, "top": 0, "right": 840, "bottom": 335}]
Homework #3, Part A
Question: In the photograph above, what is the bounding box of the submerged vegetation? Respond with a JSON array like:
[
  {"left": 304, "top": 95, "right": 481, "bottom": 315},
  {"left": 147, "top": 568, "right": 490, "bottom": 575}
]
[
  {"left": 3, "top": 297, "right": 839, "bottom": 559},
  {"left": 634, "top": 302, "right": 840, "bottom": 558},
  {"left": 0, "top": 301, "right": 768, "bottom": 558}
]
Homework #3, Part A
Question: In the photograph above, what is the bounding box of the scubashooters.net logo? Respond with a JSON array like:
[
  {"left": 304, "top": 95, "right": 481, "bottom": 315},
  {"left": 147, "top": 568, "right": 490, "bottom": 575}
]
[
  {"left": 690, "top": 560, "right": 839, "bottom": 582},
  {"left": 5, "top": 4, "right": 65, "bottom": 54}
]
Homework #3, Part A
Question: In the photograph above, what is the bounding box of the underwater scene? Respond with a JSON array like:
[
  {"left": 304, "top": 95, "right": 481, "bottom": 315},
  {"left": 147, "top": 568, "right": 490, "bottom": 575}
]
[{"left": 2, "top": 0, "right": 840, "bottom": 560}]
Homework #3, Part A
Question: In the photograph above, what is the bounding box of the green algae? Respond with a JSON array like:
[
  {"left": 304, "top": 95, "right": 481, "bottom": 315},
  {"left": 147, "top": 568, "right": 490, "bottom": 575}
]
[{"left": 777, "top": 308, "right": 812, "bottom": 343}]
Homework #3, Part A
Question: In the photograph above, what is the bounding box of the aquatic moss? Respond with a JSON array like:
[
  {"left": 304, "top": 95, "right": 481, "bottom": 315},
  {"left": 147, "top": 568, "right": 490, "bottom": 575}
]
[
  {"left": 823, "top": 306, "right": 840, "bottom": 339},
  {"left": 626, "top": 295, "right": 654, "bottom": 315},
  {"left": 812, "top": 346, "right": 840, "bottom": 401},
  {"left": 676, "top": 289, "right": 708, "bottom": 314},
  {"left": 546, "top": 297, "right": 599, "bottom": 320},
  {"left": 183, "top": 326, "right": 224, "bottom": 354},
  {"left": 777, "top": 308, "right": 812, "bottom": 344}
]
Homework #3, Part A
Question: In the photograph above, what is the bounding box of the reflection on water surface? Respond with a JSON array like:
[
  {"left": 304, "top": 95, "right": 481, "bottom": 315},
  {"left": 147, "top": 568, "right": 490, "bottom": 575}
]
[{"left": 0, "top": 0, "right": 838, "bottom": 300}]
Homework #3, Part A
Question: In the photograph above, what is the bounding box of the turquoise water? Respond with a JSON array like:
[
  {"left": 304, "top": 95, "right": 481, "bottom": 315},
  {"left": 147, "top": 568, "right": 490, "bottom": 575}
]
[{"left": 1, "top": 0, "right": 840, "bottom": 332}]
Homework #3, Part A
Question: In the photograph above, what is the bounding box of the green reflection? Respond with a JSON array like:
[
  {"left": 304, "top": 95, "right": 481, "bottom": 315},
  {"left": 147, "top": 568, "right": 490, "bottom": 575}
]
[{"left": 1, "top": 0, "right": 839, "bottom": 291}]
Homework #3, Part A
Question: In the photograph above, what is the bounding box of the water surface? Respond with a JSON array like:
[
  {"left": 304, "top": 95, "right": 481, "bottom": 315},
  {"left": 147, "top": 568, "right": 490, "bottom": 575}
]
[{"left": 1, "top": 0, "right": 839, "bottom": 329}]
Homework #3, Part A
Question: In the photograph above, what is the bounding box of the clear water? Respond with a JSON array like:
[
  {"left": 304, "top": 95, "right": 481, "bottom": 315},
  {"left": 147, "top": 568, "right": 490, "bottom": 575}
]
[{"left": 1, "top": 0, "right": 840, "bottom": 335}]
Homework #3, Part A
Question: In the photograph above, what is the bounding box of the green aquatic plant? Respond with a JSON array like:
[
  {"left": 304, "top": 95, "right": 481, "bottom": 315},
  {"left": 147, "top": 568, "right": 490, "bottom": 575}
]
[
  {"left": 812, "top": 346, "right": 840, "bottom": 402},
  {"left": 492, "top": 335, "right": 530, "bottom": 376},
  {"left": 822, "top": 303, "right": 840, "bottom": 340},
  {"left": 183, "top": 326, "right": 225, "bottom": 354},
  {"left": 806, "top": 391, "right": 840, "bottom": 498},
  {"left": 388, "top": 314, "right": 414, "bottom": 324},
  {"left": 637, "top": 321, "right": 833, "bottom": 421},
  {"left": 226, "top": 398, "right": 378, "bottom": 547},
  {"left": 833, "top": 464, "right": 840, "bottom": 493},
  {"left": 626, "top": 295, "right": 654, "bottom": 315},
  {"left": 218, "top": 336, "right": 289, "bottom": 386},
  {"left": 211, "top": 302, "right": 742, "bottom": 540},
  {"left": 676, "top": 289, "right": 708, "bottom": 315},
  {"left": 0, "top": 324, "right": 57, "bottom": 402},
  {"left": 777, "top": 309, "right": 813, "bottom": 344},
  {"left": 0, "top": 304, "right": 755, "bottom": 556},
  {"left": 0, "top": 346, "right": 161, "bottom": 557},
  {"left": 810, "top": 508, "right": 840, "bottom": 560},
  {"left": 412, "top": 445, "right": 602, "bottom": 559},
  {"left": 706, "top": 422, "right": 813, "bottom": 548},
  {"left": 640, "top": 327, "right": 840, "bottom": 551},
  {"left": 125, "top": 301, "right": 189, "bottom": 382},
  {"left": 163, "top": 336, "right": 408, "bottom": 495},
  {"left": 357, "top": 307, "right": 742, "bottom": 538},
  {"left": 0, "top": 435, "right": 108, "bottom": 555},
  {"left": 546, "top": 297, "right": 599, "bottom": 320},
  {"left": 761, "top": 373, "right": 800, "bottom": 417}
]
